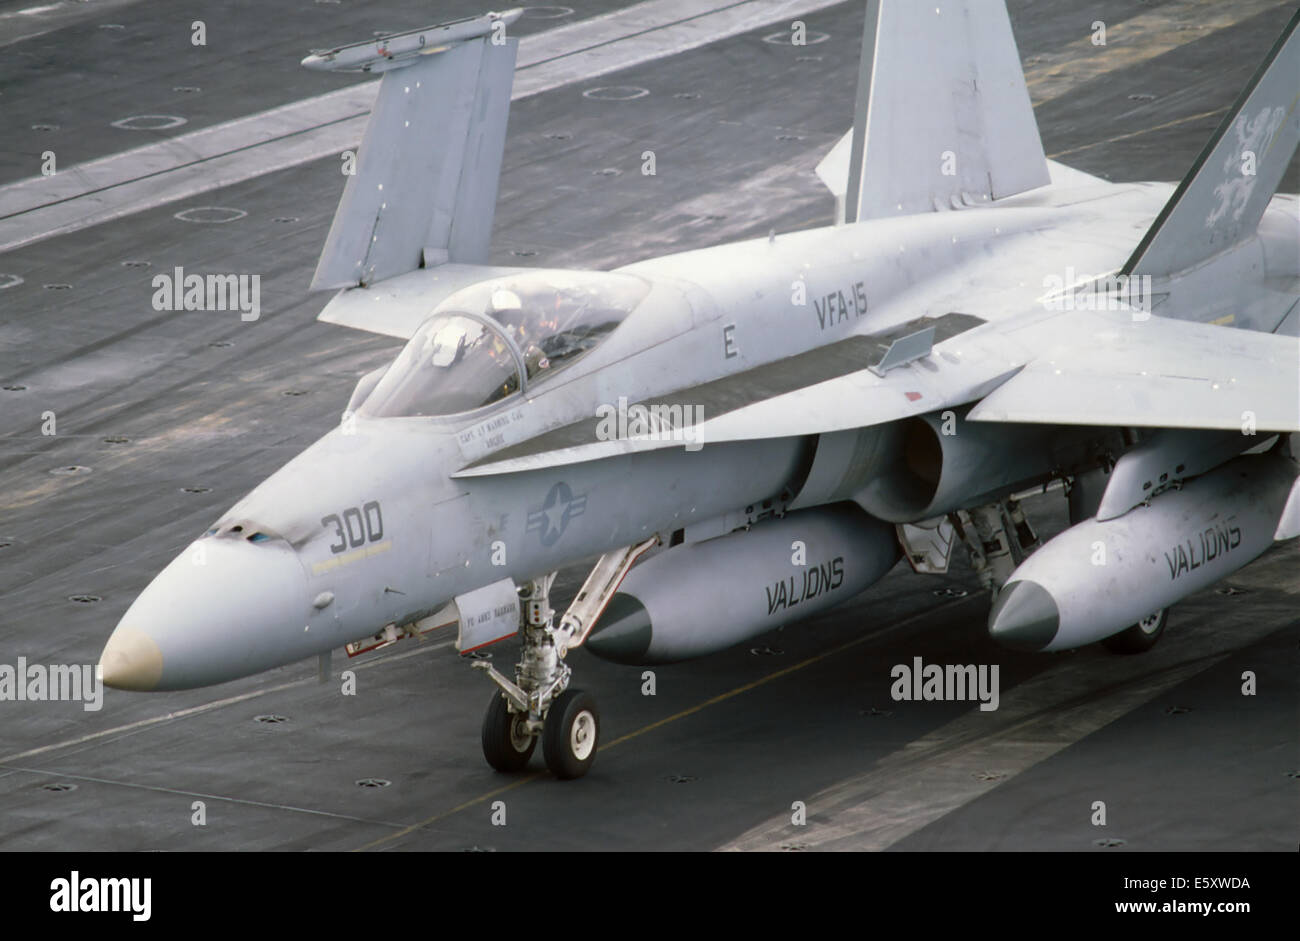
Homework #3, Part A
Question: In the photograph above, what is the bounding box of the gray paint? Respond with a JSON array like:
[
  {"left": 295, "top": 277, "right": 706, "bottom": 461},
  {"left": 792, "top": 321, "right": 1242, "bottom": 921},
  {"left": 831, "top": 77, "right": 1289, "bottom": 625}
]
[
  {"left": 587, "top": 505, "right": 901, "bottom": 664},
  {"left": 311, "top": 37, "right": 519, "bottom": 289},
  {"left": 98, "top": 2, "right": 1300, "bottom": 693},
  {"left": 989, "top": 452, "right": 1299, "bottom": 652},
  {"left": 1124, "top": 9, "right": 1300, "bottom": 278}
]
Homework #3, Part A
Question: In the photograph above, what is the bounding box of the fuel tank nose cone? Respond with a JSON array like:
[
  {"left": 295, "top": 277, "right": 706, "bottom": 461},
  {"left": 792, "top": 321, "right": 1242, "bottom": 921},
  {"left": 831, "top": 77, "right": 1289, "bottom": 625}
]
[
  {"left": 585, "top": 593, "right": 652, "bottom": 664},
  {"left": 988, "top": 579, "right": 1060, "bottom": 651}
]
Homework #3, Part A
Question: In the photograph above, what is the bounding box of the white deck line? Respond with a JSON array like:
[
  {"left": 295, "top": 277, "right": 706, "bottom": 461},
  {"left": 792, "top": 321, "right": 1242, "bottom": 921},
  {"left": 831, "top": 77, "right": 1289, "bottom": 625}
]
[{"left": 0, "top": 0, "right": 844, "bottom": 255}]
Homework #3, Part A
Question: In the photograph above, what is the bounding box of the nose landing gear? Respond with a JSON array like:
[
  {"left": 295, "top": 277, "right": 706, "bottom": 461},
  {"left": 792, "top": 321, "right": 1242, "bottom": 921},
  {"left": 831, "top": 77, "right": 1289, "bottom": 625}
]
[
  {"left": 471, "top": 536, "right": 658, "bottom": 779},
  {"left": 481, "top": 690, "right": 537, "bottom": 773},
  {"left": 543, "top": 688, "right": 600, "bottom": 779}
]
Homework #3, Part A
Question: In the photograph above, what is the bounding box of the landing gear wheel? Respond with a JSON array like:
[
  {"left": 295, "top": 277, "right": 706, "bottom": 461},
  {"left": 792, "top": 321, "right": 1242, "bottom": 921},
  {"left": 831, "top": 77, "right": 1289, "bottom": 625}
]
[
  {"left": 543, "top": 689, "right": 599, "bottom": 780},
  {"left": 481, "top": 692, "right": 536, "bottom": 772},
  {"left": 1103, "top": 608, "right": 1168, "bottom": 654}
]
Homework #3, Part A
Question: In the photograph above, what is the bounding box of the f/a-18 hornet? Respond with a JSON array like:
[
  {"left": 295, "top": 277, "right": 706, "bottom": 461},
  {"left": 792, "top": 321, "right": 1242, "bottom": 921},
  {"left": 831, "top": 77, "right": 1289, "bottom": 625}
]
[{"left": 100, "top": 3, "right": 1300, "bottom": 779}]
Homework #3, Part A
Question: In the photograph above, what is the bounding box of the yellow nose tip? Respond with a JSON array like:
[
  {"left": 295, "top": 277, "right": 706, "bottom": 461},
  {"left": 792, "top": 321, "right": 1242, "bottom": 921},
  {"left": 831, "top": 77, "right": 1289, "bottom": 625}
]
[{"left": 99, "top": 627, "right": 164, "bottom": 691}]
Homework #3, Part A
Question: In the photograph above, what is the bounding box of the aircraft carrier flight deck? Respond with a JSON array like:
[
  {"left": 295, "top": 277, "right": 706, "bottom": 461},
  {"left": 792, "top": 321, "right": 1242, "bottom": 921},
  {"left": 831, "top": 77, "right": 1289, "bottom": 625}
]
[{"left": 1, "top": 0, "right": 1297, "bottom": 852}]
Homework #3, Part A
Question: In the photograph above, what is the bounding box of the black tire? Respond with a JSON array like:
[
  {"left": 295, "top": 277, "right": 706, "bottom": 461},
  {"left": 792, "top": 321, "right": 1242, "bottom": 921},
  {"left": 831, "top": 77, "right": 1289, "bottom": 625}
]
[
  {"left": 481, "top": 692, "right": 536, "bottom": 773},
  {"left": 1103, "top": 608, "right": 1168, "bottom": 654},
  {"left": 543, "top": 689, "right": 599, "bottom": 780}
]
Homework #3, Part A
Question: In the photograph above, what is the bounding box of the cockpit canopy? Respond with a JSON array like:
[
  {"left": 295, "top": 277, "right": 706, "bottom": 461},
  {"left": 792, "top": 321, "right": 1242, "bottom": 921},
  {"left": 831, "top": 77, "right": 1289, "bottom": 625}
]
[{"left": 359, "top": 270, "right": 650, "bottom": 418}]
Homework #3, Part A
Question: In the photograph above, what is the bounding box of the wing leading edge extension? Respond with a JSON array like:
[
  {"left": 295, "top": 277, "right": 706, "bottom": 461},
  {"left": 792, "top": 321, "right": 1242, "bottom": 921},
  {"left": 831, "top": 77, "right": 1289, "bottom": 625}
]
[
  {"left": 456, "top": 302, "right": 1300, "bottom": 479},
  {"left": 453, "top": 315, "right": 1018, "bottom": 478}
]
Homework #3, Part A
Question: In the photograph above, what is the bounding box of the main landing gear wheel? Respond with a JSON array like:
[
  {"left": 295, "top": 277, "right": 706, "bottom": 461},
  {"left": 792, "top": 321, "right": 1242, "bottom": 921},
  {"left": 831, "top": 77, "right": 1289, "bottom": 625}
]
[
  {"left": 481, "top": 692, "right": 537, "bottom": 772},
  {"left": 1103, "top": 608, "right": 1169, "bottom": 654},
  {"left": 543, "top": 688, "right": 599, "bottom": 780}
]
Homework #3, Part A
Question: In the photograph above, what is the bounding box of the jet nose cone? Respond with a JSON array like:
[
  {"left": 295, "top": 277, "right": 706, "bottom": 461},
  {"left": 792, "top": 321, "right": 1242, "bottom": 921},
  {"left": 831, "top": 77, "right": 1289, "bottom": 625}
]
[
  {"left": 100, "top": 537, "right": 310, "bottom": 690},
  {"left": 99, "top": 626, "right": 164, "bottom": 691},
  {"left": 988, "top": 580, "right": 1060, "bottom": 652}
]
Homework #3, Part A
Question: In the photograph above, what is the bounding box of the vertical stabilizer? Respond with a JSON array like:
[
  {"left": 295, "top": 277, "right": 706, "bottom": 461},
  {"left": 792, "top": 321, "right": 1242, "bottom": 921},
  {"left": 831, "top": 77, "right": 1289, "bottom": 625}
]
[
  {"left": 834, "top": 0, "right": 1049, "bottom": 222},
  {"left": 1123, "top": 8, "right": 1300, "bottom": 278},
  {"left": 304, "top": 9, "right": 522, "bottom": 291}
]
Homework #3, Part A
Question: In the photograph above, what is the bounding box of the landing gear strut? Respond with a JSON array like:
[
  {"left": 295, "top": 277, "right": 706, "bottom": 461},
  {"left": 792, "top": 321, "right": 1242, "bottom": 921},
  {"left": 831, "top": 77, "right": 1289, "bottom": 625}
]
[
  {"left": 471, "top": 537, "right": 658, "bottom": 779},
  {"left": 949, "top": 498, "right": 1039, "bottom": 600}
]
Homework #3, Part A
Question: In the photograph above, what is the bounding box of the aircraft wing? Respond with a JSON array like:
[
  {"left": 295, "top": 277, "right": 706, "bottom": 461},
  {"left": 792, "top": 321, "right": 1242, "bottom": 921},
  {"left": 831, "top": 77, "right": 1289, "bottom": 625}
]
[
  {"left": 681, "top": 329, "right": 1016, "bottom": 443},
  {"left": 966, "top": 308, "right": 1300, "bottom": 433}
]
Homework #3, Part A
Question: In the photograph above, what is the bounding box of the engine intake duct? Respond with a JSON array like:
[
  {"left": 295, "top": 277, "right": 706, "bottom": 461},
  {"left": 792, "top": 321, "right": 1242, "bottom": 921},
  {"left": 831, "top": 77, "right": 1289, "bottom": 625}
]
[{"left": 855, "top": 408, "right": 1065, "bottom": 522}]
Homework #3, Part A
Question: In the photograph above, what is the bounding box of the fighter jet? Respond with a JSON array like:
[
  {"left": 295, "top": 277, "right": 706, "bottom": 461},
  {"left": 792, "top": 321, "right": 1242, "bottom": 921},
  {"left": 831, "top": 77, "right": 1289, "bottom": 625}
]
[{"left": 100, "top": 3, "right": 1300, "bottom": 779}]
